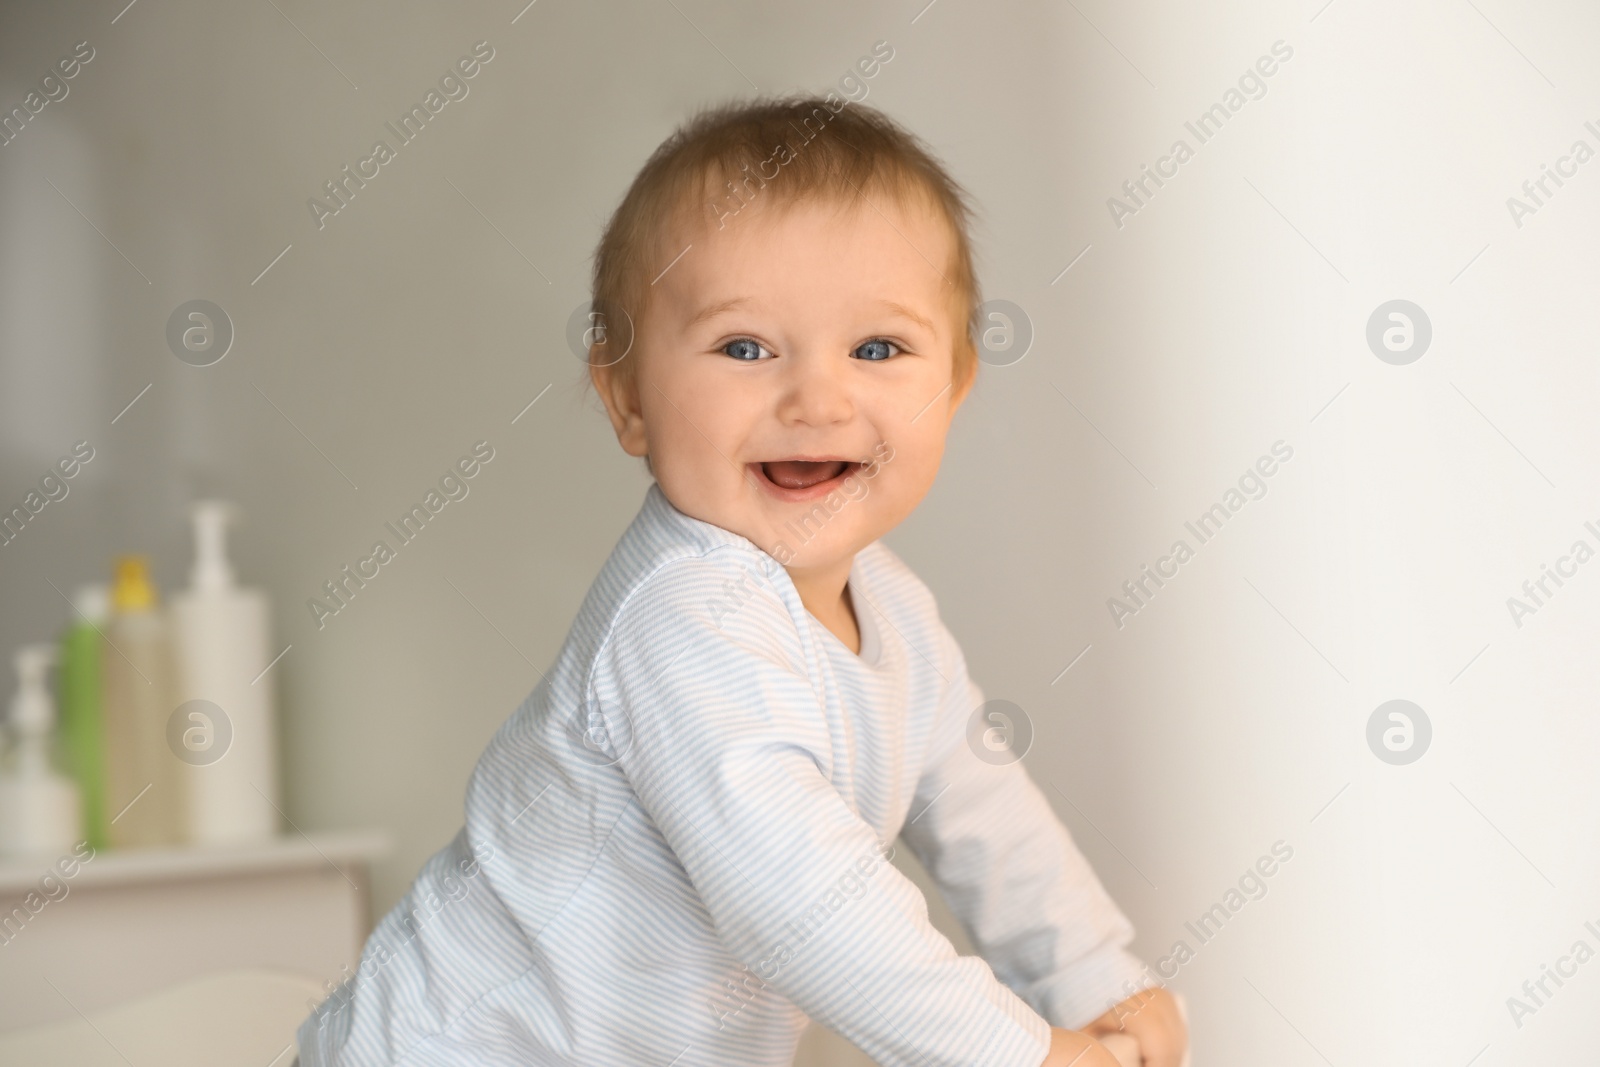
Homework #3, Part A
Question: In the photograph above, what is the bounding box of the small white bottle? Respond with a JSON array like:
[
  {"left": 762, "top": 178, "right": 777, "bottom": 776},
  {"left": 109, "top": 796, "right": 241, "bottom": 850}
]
[
  {"left": 171, "top": 501, "right": 282, "bottom": 844},
  {"left": 0, "top": 645, "right": 82, "bottom": 857}
]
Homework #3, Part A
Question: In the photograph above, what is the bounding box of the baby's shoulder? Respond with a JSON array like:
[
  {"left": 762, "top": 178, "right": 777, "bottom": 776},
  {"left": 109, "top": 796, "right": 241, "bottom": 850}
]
[
  {"left": 576, "top": 524, "right": 798, "bottom": 678},
  {"left": 610, "top": 538, "right": 788, "bottom": 631}
]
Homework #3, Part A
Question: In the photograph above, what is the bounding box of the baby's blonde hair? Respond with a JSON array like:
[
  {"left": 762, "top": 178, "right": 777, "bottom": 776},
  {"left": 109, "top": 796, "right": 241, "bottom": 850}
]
[{"left": 585, "top": 94, "right": 982, "bottom": 398}]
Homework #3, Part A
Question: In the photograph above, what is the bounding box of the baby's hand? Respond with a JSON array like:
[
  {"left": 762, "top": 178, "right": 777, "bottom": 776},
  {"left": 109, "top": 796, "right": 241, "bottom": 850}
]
[
  {"left": 1094, "top": 1032, "right": 1142, "bottom": 1067},
  {"left": 1081, "top": 986, "right": 1188, "bottom": 1067},
  {"left": 1039, "top": 1028, "right": 1122, "bottom": 1067}
]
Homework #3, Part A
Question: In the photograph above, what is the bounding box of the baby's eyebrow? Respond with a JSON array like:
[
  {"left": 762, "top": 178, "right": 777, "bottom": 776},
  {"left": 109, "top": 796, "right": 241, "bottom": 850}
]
[
  {"left": 686, "top": 296, "right": 751, "bottom": 329},
  {"left": 880, "top": 300, "right": 936, "bottom": 336},
  {"left": 684, "top": 296, "right": 937, "bottom": 335}
]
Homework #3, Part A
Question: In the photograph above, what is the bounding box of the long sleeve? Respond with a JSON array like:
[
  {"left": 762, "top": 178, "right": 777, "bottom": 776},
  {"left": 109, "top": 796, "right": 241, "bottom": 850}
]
[
  {"left": 898, "top": 630, "right": 1155, "bottom": 1030},
  {"left": 591, "top": 553, "right": 1052, "bottom": 1067}
]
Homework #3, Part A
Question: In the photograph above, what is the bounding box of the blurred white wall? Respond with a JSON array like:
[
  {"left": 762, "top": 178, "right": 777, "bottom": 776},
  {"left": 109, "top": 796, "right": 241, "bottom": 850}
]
[{"left": 1, "top": 0, "right": 1597, "bottom": 1062}]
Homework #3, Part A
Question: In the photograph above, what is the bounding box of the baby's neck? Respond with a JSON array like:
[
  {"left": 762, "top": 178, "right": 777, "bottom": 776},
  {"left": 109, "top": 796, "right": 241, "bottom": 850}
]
[{"left": 786, "top": 557, "right": 860, "bottom": 654}]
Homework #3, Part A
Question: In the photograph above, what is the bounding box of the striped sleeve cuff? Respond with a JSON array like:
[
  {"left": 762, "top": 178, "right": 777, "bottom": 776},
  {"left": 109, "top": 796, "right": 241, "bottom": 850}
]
[{"left": 1030, "top": 945, "right": 1159, "bottom": 1031}]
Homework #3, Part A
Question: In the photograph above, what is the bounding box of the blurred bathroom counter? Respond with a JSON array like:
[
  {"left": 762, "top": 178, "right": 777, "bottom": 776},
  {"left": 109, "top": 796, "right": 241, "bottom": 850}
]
[
  {"left": 0, "top": 831, "right": 390, "bottom": 1033},
  {"left": 0, "top": 830, "right": 389, "bottom": 892}
]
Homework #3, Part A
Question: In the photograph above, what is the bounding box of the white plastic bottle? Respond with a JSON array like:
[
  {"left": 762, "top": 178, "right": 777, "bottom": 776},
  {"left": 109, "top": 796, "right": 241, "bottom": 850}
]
[
  {"left": 0, "top": 645, "right": 82, "bottom": 857},
  {"left": 170, "top": 501, "right": 281, "bottom": 844}
]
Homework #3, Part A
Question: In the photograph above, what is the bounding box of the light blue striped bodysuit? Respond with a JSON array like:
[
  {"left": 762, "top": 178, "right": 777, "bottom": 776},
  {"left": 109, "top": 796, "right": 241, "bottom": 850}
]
[{"left": 296, "top": 482, "right": 1150, "bottom": 1067}]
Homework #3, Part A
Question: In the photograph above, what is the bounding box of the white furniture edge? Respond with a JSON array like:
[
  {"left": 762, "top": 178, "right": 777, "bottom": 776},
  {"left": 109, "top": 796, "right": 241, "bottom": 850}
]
[{"left": 0, "top": 830, "right": 391, "bottom": 893}]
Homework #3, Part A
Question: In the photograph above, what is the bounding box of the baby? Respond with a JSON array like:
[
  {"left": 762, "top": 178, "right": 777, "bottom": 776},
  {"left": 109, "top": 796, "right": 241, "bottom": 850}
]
[{"left": 296, "top": 95, "right": 1187, "bottom": 1067}]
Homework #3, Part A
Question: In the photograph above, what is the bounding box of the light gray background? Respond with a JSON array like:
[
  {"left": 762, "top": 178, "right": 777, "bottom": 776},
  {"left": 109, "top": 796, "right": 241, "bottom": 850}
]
[{"left": 2, "top": 0, "right": 1597, "bottom": 1062}]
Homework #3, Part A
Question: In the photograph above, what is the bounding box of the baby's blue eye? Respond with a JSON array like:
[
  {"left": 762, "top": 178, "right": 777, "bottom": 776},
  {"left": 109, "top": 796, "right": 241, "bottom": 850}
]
[
  {"left": 853, "top": 339, "right": 898, "bottom": 362},
  {"left": 722, "top": 338, "right": 771, "bottom": 361}
]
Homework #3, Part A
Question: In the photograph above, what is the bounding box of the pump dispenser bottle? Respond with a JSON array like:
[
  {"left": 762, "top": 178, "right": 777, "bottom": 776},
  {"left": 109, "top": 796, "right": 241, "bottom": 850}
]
[
  {"left": 0, "top": 645, "right": 82, "bottom": 857},
  {"left": 171, "top": 501, "right": 281, "bottom": 843}
]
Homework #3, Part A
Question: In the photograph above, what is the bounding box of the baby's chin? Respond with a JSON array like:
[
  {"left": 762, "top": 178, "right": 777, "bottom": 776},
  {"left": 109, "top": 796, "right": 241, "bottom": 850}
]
[
  {"left": 754, "top": 506, "right": 887, "bottom": 571},
  {"left": 674, "top": 497, "right": 857, "bottom": 570}
]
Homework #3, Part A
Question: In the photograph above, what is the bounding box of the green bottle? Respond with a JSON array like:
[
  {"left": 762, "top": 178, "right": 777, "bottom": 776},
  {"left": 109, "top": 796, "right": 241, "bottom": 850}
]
[{"left": 58, "top": 584, "right": 109, "bottom": 851}]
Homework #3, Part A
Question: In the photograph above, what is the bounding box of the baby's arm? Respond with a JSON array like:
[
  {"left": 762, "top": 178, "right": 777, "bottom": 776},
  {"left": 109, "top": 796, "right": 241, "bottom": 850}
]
[
  {"left": 595, "top": 556, "right": 1054, "bottom": 1067},
  {"left": 900, "top": 630, "right": 1185, "bottom": 1063}
]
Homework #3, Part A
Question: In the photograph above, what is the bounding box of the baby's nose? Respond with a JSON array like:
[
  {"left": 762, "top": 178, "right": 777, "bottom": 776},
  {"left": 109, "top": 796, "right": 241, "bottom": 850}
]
[{"left": 774, "top": 356, "right": 855, "bottom": 426}]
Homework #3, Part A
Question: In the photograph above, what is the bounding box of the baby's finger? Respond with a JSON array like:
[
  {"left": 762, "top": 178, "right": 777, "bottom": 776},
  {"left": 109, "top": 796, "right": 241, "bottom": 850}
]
[
  {"left": 1138, "top": 1041, "right": 1184, "bottom": 1067},
  {"left": 1128, "top": 1016, "right": 1187, "bottom": 1067},
  {"left": 1097, "top": 1032, "right": 1141, "bottom": 1067}
]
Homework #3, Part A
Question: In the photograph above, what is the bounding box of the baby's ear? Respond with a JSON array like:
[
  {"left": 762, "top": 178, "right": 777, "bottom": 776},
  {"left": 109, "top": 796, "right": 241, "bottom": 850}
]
[
  {"left": 591, "top": 361, "right": 650, "bottom": 458},
  {"left": 950, "top": 347, "right": 978, "bottom": 409}
]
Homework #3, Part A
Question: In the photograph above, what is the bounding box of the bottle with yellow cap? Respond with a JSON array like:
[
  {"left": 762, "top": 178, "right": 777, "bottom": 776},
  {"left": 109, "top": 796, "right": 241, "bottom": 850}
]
[{"left": 100, "top": 556, "right": 186, "bottom": 848}]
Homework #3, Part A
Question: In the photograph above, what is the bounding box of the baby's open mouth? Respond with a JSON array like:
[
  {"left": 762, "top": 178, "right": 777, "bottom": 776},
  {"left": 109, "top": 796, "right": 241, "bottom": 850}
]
[{"left": 758, "top": 459, "right": 854, "bottom": 490}]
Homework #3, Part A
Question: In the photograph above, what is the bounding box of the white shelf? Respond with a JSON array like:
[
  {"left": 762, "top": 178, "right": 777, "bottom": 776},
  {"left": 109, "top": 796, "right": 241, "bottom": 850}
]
[
  {"left": 0, "top": 830, "right": 390, "bottom": 893},
  {"left": 0, "top": 828, "right": 392, "bottom": 1032}
]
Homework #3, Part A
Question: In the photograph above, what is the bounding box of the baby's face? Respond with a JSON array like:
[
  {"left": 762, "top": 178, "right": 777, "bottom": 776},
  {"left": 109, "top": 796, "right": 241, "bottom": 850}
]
[{"left": 594, "top": 190, "right": 974, "bottom": 574}]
